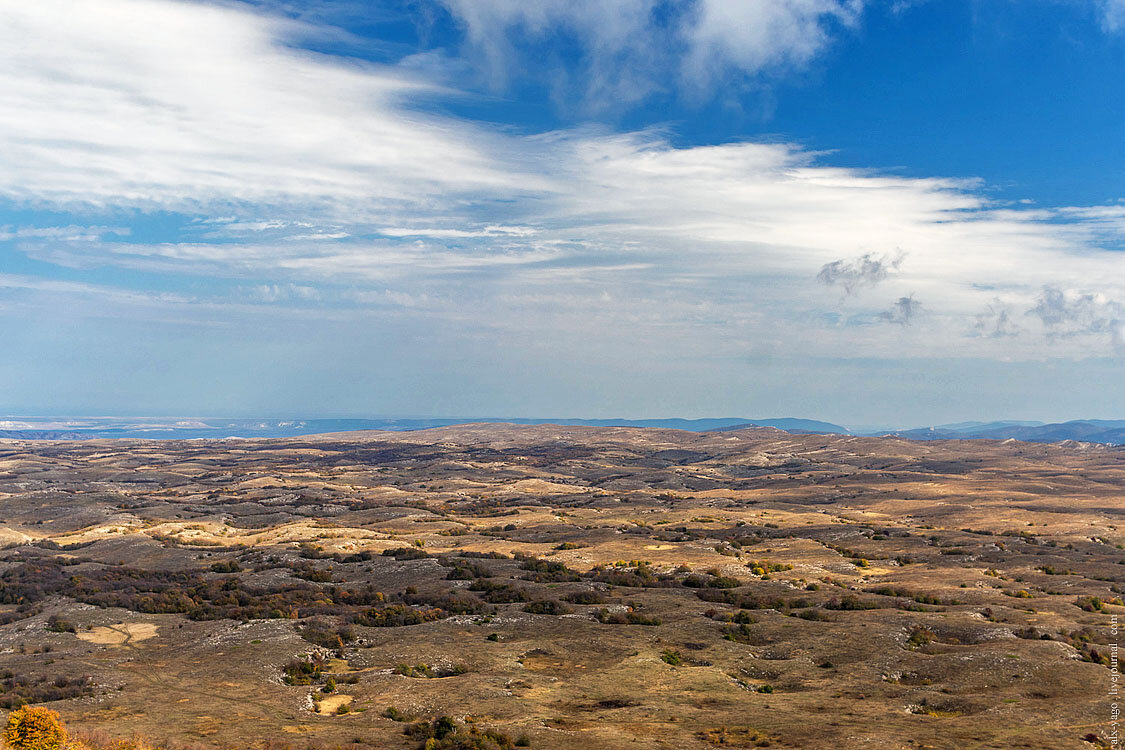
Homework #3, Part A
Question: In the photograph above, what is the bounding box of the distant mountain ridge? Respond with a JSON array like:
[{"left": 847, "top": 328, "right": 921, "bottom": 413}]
[
  {"left": 704, "top": 418, "right": 850, "bottom": 434},
  {"left": 874, "top": 419, "right": 1125, "bottom": 445},
  {"left": 0, "top": 430, "right": 88, "bottom": 440},
  {"left": 0, "top": 416, "right": 848, "bottom": 440},
  {"left": 1, "top": 416, "right": 1122, "bottom": 446}
]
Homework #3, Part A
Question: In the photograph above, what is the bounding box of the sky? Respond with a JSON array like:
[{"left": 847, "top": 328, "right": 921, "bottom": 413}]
[{"left": 1, "top": 0, "right": 1123, "bottom": 427}]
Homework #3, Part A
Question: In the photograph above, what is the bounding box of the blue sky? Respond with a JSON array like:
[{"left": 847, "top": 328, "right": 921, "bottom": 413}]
[{"left": 1, "top": 0, "right": 1123, "bottom": 426}]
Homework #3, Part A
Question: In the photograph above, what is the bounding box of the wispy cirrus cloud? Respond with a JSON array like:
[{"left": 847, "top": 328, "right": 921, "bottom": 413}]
[
  {"left": 1102, "top": 0, "right": 1125, "bottom": 30},
  {"left": 2, "top": 0, "right": 1125, "bottom": 378},
  {"left": 434, "top": 0, "right": 863, "bottom": 109},
  {"left": 0, "top": 0, "right": 540, "bottom": 213},
  {"left": 0, "top": 225, "right": 129, "bottom": 242}
]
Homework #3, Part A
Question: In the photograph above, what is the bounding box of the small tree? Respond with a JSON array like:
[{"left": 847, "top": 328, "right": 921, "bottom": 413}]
[{"left": 3, "top": 706, "right": 69, "bottom": 750}]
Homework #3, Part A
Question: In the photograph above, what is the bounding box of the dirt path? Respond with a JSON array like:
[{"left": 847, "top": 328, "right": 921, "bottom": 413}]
[
  {"left": 77, "top": 622, "right": 159, "bottom": 646},
  {"left": 73, "top": 632, "right": 302, "bottom": 730}
]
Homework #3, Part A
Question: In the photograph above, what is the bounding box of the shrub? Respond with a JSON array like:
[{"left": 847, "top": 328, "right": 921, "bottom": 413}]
[
  {"left": 1056, "top": 627, "right": 1115, "bottom": 665},
  {"left": 459, "top": 551, "right": 509, "bottom": 560},
  {"left": 516, "top": 556, "right": 581, "bottom": 583},
  {"left": 823, "top": 595, "right": 883, "bottom": 611},
  {"left": 722, "top": 623, "right": 761, "bottom": 644},
  {"left": 353, "top": 604, "right": 447, "bottom": 628},
  {"left": 522, "top": 600, "right": 570, "bottom": 616},
  {"left": 698, "top": 726, "right": 773, "bottom": 747},
  {"left": 585, "top": 563, "right": 675, "bottom": 588},
  {"left": 393, "top": 663, "right": 467, "bottom": 679},
  {"left": 44, "top": 616, "right": 75, "bottom": 634},
  {"left": 682, "top": 574, "right": 740, "bottom": 589},
  {"left": 470, "top": 581, "right": 531, "bottom": 604},
  {"left": 562, "top": 590, "right": 607, "bottom": 605},
  {"left": 382, "top": 547, "right": 429, "bottom": 560},
  {"left": 593, "top": 608, "right": 661, "bottom": 626},
  {"left": 404, "top": 715, "right": 519, "bottom": 749},
  {"left": 300, "top": 620, "right": 356, "bottom": 649},
  {"left": 746, "top": 560, "right": 793, "bottom": 575},
  {"left": 384, "top": 706, "right": 414, "bottom": 722},
  {"left": 291, "top": 563, "right": 332, "bottom": 583},
  {"left": 0, "top": 674, "right": 93, "bottom": 709},
  {"left": 707, "top": 609, "right": 758, "bottom": 625},
  {"left": 695, "top": 589, "right": 789, "bottom": 610},
  {"left": 401, "top": 590, "right": 489, "bottom": 616},
  {"left": 281, "top": 656, "right": 326, "bottom": 686},
  {"left": 3, "top": 706, "right": 68, "bottom": 750},
  {"left": 626, "top": 612, "right": 661, "bottom": 626},
  {"left": 907, "top": 626, "right": 936, "bottom": 649},
  {"left": 444, "top": 561, "right": 493, "bottom": 580},
  {"left": 866, "top": 587, "right": 948, "bottom": 606},
  {"left": 0, "top": 557, "right": 387, "bottom": 622}
]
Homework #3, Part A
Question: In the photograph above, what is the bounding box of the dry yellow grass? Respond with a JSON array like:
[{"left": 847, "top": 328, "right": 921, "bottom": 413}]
[
  {"left": 313, "top": 695, "right": 352, "bottom": 715},
  {"left": 0, "top": 424, "right": 1120, "bottom": 749},
  {"left": 76, "top": 623, "right": 159, "bottom": 647}
]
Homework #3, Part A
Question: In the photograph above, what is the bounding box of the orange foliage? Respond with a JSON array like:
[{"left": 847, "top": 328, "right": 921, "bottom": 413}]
[{"left": 2, "top": 706, "right": 68, "bottom": 750}]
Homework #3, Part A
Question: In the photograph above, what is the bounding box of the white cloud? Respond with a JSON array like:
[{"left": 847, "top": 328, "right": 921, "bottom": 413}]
[
  {"left": 378, "top": 224, "right": 537, "bottom": 238},
  {"left": 0, "top": 0, "right": 539, "bottom": 213},
  {"left": 0, "top": 225, "right": 129, "bottom": 242},
  {"left": 0, "top": 272, "right": 191, "bottom": 307},
  {"left": 1102, "top": 0, "right": 1125, "bottom": 30},
  {"left": 2, "top": 0, "right": 1125, "bottom": 367},
  {"left": 973, "top": 300, "right": 1019, "bottom": 339},
  {"left": 817, "top": 251, "right": 905, "bottom": 296},
  {"left": 1029, "top": 285, "right": 1124, "bottom": 351},
  {"left": 682, "top": 0, "right": 862, "bottom": 88},
  {"left": 879, "top": 294, "right": 921, "bottom": 326},
  {"left": 241, "top": 283, "right": 321, "bottom": 303},
  {"left": 436, "top": 0, "right": 663, "bottom": 104},
  {"left": 435, "top": 0, "right": 862, "bottom": 106}
]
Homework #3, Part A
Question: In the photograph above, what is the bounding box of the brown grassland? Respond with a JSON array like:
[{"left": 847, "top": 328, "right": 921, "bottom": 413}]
[{"left": 0, "top": 424, "right": 1122, "bottom": 749}]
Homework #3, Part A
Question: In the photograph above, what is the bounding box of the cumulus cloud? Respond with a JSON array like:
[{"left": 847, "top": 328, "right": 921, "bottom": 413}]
[
  {"left": 817, "top": 251, "right": 904, "bottom": 295},
  {"left": 681, "top": 0, "right": 862, "bottom": 88},
  {"left": 435, "top": 0, "right": 663, "bottom": 105},
  {"left": 435, "top": 0, "right": 862, "bottom": 107},
  {"left": 1, "top": 0, "right": 1125, "bottom": 366},
  {"left": 1030, "top": 285, "right": 1124, "bottom": 351},
  {"left": 973, "top": 300, "right": 1018, "bottom": 338},
  {"left": 880, "top": 295, "right": 921, "bottom": 326}
]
